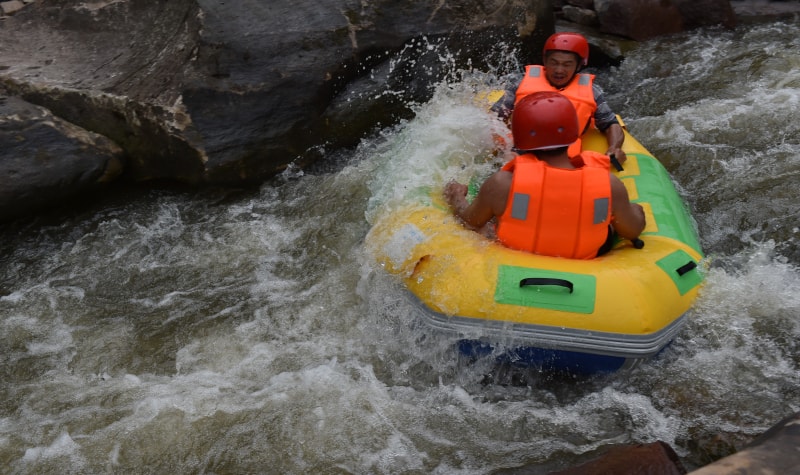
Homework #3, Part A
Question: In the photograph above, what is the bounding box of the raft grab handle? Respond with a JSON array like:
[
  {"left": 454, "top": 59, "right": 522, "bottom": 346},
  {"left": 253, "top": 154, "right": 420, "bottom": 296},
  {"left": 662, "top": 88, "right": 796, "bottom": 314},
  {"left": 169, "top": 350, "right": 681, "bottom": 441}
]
[
  {"left": 609, "top": 153, "right": 624, "bottom": 172},
  {"left": 519, "top": 277, "right": 574, "bottom": 294},
  {"left": 675, "top": 261, "right": 697, "bottom": 276}
]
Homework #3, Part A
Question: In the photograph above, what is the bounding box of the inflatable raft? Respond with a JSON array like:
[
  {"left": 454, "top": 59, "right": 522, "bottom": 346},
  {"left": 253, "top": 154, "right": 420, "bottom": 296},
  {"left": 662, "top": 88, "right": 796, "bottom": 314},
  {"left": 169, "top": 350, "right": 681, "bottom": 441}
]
[{"left": 366, "top": 120, "right": 704, "bottom": 374}]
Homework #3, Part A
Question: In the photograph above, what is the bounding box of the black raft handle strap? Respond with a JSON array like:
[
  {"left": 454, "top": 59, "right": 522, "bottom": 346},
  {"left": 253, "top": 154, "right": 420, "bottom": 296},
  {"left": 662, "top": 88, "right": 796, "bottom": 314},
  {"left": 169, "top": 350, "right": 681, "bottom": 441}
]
[
  {"left": 609, "top": 153, "right": 624, "bottom": 172},
  {"left": 519, "top": 278, "right": 574, "bottom": 294},
  {"left": 676, "top": 261, "right": 698, "bottom": 276}
]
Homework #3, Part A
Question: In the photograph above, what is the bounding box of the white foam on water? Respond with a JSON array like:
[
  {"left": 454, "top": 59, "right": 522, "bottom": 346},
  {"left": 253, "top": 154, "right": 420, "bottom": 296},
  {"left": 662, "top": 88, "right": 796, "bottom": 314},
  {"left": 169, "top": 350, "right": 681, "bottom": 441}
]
[
  {"left": 357, "top": 78, "right": 514, "bottom": 224},
  {"left": 22, "top": 432, "right": 86, "bottom": 468}
]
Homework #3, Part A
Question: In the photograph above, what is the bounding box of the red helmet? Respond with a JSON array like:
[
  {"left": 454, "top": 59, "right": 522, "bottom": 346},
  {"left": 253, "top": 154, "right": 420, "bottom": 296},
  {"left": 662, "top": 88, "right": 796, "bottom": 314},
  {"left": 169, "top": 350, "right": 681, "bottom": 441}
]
[
  {"left": 511, "top": 92, "right": 579, "bottom": 151},
  {"left": 543, "top": 32, "right": 589, "bottom": 67}
]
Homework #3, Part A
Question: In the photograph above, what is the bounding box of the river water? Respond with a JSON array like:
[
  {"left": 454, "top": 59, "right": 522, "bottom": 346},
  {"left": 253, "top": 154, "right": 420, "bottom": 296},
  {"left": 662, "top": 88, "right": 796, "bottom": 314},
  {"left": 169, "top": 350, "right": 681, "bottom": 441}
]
[{"left": 1, "top": 20, "right": 799, "bottom": 474}]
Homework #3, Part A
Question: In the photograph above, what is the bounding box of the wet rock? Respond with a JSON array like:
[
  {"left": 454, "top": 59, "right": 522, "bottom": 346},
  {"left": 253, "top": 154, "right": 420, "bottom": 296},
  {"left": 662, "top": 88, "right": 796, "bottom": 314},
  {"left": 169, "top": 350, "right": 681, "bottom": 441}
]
[
  {"left": 0, "top": 0, "right": 24, "bottom": 15},
  {"left": 0, "top": 95, "right": 124, "bottom": 221},
  {"left": 549, "top": 441, "right": 687, "bottom": 475},
  {"left": 0, "top": 0, "right": 553, "bottom": 191},
  {"left": 0, "top": 0, "right": 555, "bottom": 220},
  {"left": 592, "top": 0, "right": 736, "bottom": 41},
  {"left": 494, "top": 441, "right": 687, "bottom": 474},
  {"left": 0, "top": 0, "right": 726, "bottom": 221},
  {"left": 561, "top": 4, "right": 599, "bottom": 26},
  {"left": 687, "top": 411, "right": 800, "bottom": 474},
  {"left": 2, "top": 0, "right": 795, "bottom": 222},
  {"left": 565, "top": 0, "right": 596, "bottom": 9},
  {"left": 730, "top": 0, "right": 800, "bottom": 22}
]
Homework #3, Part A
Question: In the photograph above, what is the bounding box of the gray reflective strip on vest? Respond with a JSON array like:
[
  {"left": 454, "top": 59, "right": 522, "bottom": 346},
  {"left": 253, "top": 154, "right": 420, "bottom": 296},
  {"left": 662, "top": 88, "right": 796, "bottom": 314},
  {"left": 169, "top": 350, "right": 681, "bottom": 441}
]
[
  {"left": 511, "top": 193, "right": 530, "bottom": 220},
  {"left": 511, "top": 193, "right": 605, "bottom": 223},
  {"left": 578, "top": 74, "right": 590, "bottom": 85},
  {"left": 529, "top": 67, "right": 541, "bottom": 77},
  {"left": 594, "top": 198, "right": 609, "bottom": 224}
]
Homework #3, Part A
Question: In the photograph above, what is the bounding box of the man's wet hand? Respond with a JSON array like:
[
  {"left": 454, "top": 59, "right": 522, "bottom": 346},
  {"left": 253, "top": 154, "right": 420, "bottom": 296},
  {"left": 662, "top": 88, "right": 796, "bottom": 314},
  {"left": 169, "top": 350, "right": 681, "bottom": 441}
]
[{"left": 444, "top": 181, "right": 468, "bottom": 209}]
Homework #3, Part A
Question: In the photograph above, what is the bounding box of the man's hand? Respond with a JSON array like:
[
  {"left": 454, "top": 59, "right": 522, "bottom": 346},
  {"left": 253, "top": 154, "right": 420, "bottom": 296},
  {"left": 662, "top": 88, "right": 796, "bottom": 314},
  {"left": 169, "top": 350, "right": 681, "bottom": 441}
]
[
  {"left": 444, "top": 181, "right": 469, "bottom": 214},
  {"left": 607, "top": 147, "right": 627, "bottom": 165}
]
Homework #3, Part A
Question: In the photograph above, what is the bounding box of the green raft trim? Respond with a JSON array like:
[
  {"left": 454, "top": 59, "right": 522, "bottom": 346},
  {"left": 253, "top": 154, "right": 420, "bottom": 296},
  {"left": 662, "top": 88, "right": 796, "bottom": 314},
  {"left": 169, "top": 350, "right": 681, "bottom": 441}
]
[
  {"left": 495, "top": 265, "right": 596, "bottom": 314},
  {"left": 656, "top": 249, "right": 704, "bottom": 296},
  {"left": 627, "top": 153, "right": 703, "bottom": 256}
]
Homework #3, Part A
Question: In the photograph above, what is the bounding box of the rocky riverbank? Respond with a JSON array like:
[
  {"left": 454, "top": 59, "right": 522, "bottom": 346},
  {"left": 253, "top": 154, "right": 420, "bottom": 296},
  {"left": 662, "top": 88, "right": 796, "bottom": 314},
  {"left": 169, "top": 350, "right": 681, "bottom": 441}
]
[{"left": 4, "top": 0, "right": 790, "bottom": 222}]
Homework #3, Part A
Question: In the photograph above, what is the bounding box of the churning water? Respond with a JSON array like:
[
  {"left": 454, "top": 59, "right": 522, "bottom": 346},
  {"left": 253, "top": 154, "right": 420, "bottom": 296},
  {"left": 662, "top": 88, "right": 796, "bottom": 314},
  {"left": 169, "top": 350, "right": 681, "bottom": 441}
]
[{"left": 1, "top": 21, "right": 799, "bottom": 474}]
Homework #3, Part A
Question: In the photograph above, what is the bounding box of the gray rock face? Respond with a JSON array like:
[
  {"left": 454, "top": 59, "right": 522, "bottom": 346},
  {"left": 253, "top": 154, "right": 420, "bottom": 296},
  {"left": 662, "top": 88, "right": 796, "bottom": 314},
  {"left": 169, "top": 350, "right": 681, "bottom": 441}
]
[
  {"left": 592, "top": 0, "right": 736, "bottom": 41},
  {"left": 3, "top": 0, "right": 779, "bottom": 221},
  {"left": 0, "top": 95, "right": 123, "bottom": 221},
  {"left": 0, "top": 0, "right": 552, "bottom": 189}
]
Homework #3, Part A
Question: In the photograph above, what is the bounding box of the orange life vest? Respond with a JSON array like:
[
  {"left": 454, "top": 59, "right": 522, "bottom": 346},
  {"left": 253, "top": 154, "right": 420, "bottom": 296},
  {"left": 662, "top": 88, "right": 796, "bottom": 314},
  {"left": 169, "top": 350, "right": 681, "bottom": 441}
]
[
  {"left": 569, "top": 150, "right": 612, "bottom": 170},
  {"left": 514, "top": 65, "right": 596, "bottom": 157},
  {"left": 501, "top": 150, "right": 611, "bottom": 173},
  {"left": 496, "top": 154, "right": 612, "bottom": 259}
]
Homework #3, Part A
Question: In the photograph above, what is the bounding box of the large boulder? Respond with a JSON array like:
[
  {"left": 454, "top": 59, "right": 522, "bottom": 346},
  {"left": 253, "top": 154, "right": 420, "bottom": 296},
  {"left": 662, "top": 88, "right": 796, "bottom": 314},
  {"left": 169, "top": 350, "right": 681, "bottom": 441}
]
[
  {"left": 0, "top": 94, "right": 123, "bottom": 221},
  {"left": 549, "top": 441, "right": 687, "bottom": 474},
  {"left": 687, "top": 411, "right": 800, "bottom": 474},
  {"left": 592, "top": 0, "right": 736, "bottom": 41},
  {"left": 0, "top": 0, "right": 553, "bottom": 188},
  {"left": 0, "top": 0, "right": 751, "bottom": 222}
]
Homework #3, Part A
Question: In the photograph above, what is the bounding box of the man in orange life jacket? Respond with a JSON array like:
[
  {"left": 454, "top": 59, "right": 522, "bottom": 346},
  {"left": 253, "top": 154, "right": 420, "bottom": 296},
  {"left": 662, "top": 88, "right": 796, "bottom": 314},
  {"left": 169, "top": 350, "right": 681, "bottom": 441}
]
[
  {"left": 492, "top": 32, "right": 627, "bottom": 164},
  {"left": 444, "top": 92, "right": 645, "bottom": 259}
]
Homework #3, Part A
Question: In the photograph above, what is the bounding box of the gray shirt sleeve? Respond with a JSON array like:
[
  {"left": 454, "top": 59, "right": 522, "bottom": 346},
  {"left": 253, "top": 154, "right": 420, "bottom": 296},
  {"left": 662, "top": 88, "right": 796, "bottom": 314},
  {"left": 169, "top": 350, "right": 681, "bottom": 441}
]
[{"left": 592, "top": 83, "right": 620, "bottom": 132}]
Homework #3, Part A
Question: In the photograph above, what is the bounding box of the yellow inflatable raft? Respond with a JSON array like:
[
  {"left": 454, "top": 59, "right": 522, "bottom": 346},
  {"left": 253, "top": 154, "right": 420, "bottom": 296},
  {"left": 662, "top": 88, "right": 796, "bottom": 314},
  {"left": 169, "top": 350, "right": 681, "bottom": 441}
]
[{"left": 366, "top": 121, "right": 704, "bottom": 373}]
